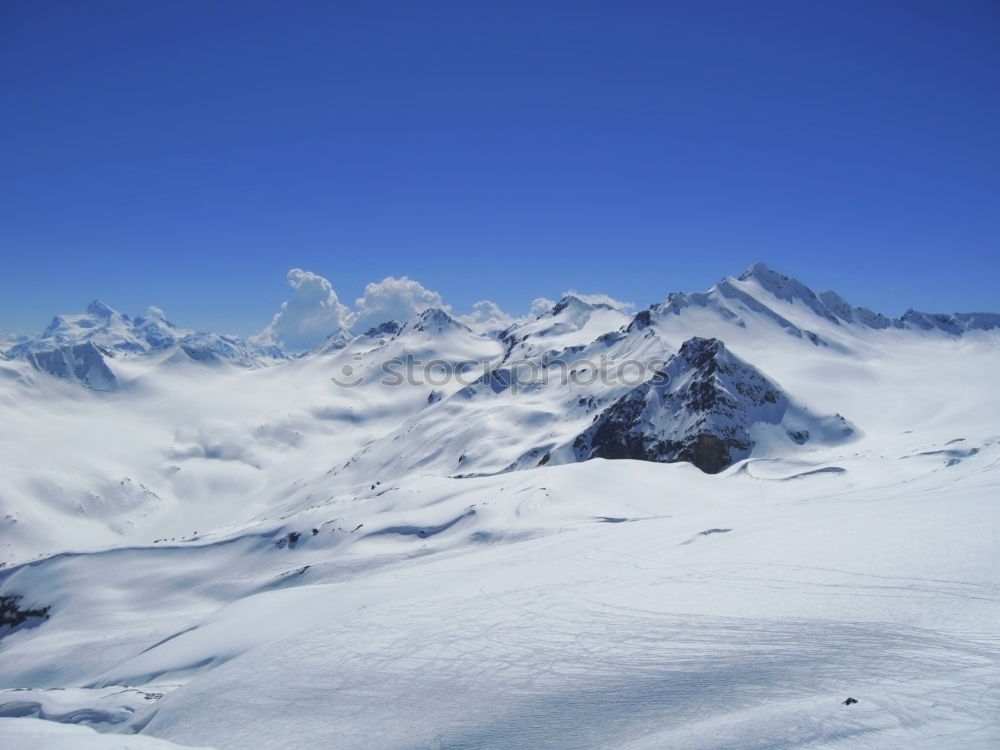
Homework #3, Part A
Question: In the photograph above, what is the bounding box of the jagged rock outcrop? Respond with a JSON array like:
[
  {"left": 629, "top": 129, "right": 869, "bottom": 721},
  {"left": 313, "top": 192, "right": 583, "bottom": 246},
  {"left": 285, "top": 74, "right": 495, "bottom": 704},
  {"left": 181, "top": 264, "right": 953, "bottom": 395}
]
[
  {"left": 404, "top": 309, "right": 471, "bottom": 335},
  {"left": 572, "top": 337, "right": 855, "bottom": 473},
  {"left": 363, "top": 321, "right": 402, "bottom": 339}
]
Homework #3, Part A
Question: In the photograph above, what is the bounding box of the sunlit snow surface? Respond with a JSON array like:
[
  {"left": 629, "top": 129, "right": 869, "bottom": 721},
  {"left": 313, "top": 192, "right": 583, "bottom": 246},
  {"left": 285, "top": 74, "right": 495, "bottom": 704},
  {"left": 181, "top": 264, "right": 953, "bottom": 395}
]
[{"left": 1, "top": 270, "right": 999, "bottom": 749}]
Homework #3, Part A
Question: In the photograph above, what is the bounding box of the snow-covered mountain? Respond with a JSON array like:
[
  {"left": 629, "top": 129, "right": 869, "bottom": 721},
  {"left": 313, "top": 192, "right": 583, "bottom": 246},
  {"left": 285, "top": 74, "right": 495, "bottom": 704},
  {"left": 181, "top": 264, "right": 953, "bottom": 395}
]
[
  {"left": 640, "top": 263, "right": 1000, "bottom": 355},
  {"left": 1, "top": 264, "right": 999, "bottom": 749},
  {"left": 500, "top": 293, "right": 633, "bottom": 360},
  {"left": 8, "top": 301, "right": 180, "bottom": 357},
  {"left": 570, "top": 337, "right": 855, "bottom": 473},
  {"left": 740, "top": 262, "right": 1000, "bottom": 334},
  {"left": 8, "top": 300, "right": 165, "bottom": 356},
  {"left": 3, "top": 301, "right": 285, "bottom": 384}
]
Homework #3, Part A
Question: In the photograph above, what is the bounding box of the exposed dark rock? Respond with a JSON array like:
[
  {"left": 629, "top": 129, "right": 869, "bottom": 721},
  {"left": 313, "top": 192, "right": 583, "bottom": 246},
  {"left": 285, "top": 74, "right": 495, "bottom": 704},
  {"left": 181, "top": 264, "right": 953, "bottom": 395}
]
[
  {"left": 408, "top": 308, "right": 470, "bottom": 334},
  {"left": 676, "top": 433, "right": 732, "bottom": 474},
  {"left": 571, "top": 337, "right": 853, "bottom": 474},
  {"left": 364, "top": 321, "right": 402, "bottom": 338},
  {"left": 275, "top": 531, "right": 303, "bottom": 549},
  {"left": 627, "top": 310, "right": 652, "bottom": 332},
  {"left": 0, "top": 594, "right": 51, "bottom": 636}
]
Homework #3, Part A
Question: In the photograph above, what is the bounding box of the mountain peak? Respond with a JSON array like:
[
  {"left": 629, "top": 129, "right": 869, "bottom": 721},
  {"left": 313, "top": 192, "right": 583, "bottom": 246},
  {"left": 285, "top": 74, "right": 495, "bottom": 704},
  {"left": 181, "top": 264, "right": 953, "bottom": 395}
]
[
  {"left": 85, "top": 300, "right": 118, "bottom": 319},
  {"left": 550, "top": 296, "right": 588, "bottom": 316},
  {"left": 317, "top": 327, "right": 354, "bottom": 352},
  {"left": 736, "top": 262, "right": 807, "bottom": 295},
  {"left": 418, "top": 307, "right": 457, "bottom": 324},
  {"left": 404, "top": 308, "right": 470, "bottom": 334},
  {"left": 549, "top": 294, "right": 616, "bottom": 317},
  {"left": 737, "top": 261, "right": 777, "bottom": 281},
  {"left": 732, "top": 263, "right": 842, "bottom": 326},
  {"left": 363, "top": 320, "right": 403, "bottom": 338},
  {"left": 571, "top": 335, "right": 855, "bottom": 473}
]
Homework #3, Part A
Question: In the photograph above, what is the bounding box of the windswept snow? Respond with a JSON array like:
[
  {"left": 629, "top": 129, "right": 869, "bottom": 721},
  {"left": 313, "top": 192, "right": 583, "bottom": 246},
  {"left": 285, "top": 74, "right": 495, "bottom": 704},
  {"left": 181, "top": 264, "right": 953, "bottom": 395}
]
[
  {"left": 1, "top": 264, "right": 998, "bottom": 748},
  {"left": 0, "top": 718, "right": 214, "bottom": 749}
]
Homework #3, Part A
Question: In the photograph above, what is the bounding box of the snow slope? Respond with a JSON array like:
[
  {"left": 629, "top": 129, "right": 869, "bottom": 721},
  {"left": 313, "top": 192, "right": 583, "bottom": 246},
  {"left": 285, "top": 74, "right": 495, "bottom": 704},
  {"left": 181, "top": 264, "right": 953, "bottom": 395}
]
[
  {"left": 1, "top": 264, "right": 998, "bottom": 748},
  {"left": 0, "top": 718, "right": 214, "bottom": 749}
]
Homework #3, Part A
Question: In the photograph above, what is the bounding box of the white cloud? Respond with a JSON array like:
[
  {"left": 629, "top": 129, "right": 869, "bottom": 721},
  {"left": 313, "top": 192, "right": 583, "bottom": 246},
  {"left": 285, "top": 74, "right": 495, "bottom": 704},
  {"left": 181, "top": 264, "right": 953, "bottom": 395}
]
[
  {"left": 253, "top": 269, "right": 351, "bottom": 352},
  {"left": 253, "top": 269, "right": 632, "bottom": 353},
  {"left": 455, "top": 297, "right": 564, "bottom": 332},
  {"left": 349, "top": 276, "right": 449, "bottom": 333},
  {"left": 561, "top": 291, "right": 634, "bottom": 312},
  {"left": 456, "top": 300, "right": 515, "bottom": 332},
  {"left": 146, "top": 305, "right": 167, "bottom": 320},
  {"left": 527, "top": 297, "right": 557, "bottom": 318}
]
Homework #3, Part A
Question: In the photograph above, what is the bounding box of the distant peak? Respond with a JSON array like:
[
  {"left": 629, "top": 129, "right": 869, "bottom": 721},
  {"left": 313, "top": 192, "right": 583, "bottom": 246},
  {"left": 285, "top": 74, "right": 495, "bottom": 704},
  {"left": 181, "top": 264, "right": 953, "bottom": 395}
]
[
  {"left": 417, "top": 308, "right": 457, "bottom": 325},
  {"left": 899, "top": 310, "right": 1000, "bottom": 334},
  {"left": 85, "top": 300, "right": 117, "bottom": 318},
  {"left": 550, "top": 294, "right": 610, "bottom": 316},
  {"left": 320, "top": 327, "right": 353, "bottom": 348},
  {"left": 407, "top": 308, "right": 471, "bottom": 334},
  {"left": 733, "top": 263, "right": 840, "bottom": 325},
  {"left": 363, "top": 320, "right": 402, "bottom": 338},
  {"left": 626, "top": 309, "right": 653, "bottom": 333},
  {"left": 735, "top": 262, "right": 815, "bottom": 298},
  {"left": 550, "top": 296, "right": 585, "bottom": 315},
  {"left": 738, "top": 262, "right": 784, "bottom": 284}
]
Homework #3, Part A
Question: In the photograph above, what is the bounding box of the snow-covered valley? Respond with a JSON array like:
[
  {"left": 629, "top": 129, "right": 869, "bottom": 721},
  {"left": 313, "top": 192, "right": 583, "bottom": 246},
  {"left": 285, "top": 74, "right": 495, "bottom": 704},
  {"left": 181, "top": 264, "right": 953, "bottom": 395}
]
[{"left": 1, "top": 264, "right": 998, "bottom": 748}]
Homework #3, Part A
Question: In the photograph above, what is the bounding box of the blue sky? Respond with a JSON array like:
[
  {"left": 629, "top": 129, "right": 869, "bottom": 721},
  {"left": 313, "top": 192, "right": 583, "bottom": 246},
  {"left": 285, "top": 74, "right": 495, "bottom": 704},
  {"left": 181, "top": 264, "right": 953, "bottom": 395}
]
[{"left": 1, "top": 0, "right": 998, "bottom": 336}]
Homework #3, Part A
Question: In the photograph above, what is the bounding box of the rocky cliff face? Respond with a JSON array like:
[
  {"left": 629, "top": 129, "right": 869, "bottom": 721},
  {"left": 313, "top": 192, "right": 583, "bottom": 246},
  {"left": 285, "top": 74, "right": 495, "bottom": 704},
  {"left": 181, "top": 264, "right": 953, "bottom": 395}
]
[
  {"left": 572, "top": 337, "right": 855, "bottom": 473},
  {"left": 27, "top": 342, "right": 118, "bottom": 391}
]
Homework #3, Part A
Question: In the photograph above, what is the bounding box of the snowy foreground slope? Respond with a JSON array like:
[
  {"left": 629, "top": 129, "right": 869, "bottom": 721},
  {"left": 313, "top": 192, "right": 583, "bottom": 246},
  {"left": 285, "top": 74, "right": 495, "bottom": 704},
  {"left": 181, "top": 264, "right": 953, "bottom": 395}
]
[{"left": 1, "top": 264, "right": 999, "bottom": 749}]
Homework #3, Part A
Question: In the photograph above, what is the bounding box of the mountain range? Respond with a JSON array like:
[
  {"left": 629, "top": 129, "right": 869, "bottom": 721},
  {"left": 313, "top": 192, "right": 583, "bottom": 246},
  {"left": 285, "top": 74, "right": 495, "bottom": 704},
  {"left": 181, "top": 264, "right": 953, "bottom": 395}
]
[
  {"left": 1, "top": 263, "right": 998, "bottom": 749},
  {"left": 1, "top": 263, "right": 994, "bottom": 478},
  {"left": 6, "top": 264, "right": 999, "bottom": 365}
]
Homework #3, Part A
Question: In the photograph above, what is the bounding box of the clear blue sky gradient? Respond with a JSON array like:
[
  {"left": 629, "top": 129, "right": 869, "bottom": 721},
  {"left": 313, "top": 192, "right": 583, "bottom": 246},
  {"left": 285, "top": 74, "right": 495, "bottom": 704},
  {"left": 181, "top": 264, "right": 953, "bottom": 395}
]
[{"left": 1, "top": 0, "right": 998, "bottom": 335}]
